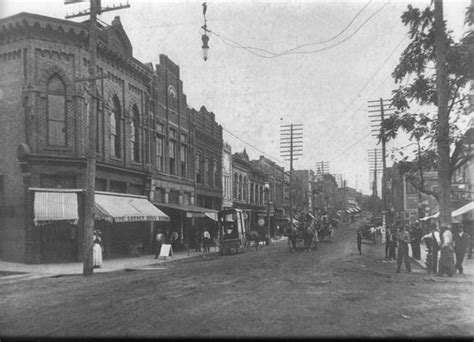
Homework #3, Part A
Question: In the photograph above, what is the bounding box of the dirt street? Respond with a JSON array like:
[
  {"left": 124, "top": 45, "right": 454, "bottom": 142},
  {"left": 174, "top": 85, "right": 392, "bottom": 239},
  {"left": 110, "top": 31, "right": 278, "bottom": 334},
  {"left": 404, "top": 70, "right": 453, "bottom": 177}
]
[{"left": 1, "top": 222, "right": 473, "bottom": 338}]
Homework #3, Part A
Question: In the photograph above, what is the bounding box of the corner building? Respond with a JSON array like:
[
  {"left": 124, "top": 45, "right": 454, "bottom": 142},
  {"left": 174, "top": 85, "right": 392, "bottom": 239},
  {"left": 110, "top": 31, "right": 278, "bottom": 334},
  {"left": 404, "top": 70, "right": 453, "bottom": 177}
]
[{"left": 0, "top": 13, "right": 215, "bottom": 263}]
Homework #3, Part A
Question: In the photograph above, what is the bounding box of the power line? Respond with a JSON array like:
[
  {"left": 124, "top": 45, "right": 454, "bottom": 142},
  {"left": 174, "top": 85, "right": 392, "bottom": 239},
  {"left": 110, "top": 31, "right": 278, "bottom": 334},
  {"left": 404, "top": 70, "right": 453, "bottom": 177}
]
[
  {"left": 211, "top": 1, "right": 389, "bottom": 59},
  {"left": 214, "top": 0, "right": 373, "bottom": 57},
  {"left": 221, "top": 125, "right": 289, "bottom": 168}
]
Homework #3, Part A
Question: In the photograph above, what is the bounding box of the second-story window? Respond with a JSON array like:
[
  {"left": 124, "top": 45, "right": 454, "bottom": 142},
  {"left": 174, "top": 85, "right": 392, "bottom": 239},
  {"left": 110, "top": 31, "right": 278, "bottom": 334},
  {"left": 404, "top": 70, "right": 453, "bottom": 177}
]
[
  {"left": 180, "top": 144, "right": 187, "bottom": 178},
  {"left": 47, "top": 75, "right": 67, "bottom": 146},
  {"left": 204, "top": 158, "right": 209, "bottom": 185},
  {"left": 196, "top": 153, "right": 202, "bottom": 183},
  {"left": 131, "top": 105, "right": 140, "bottom": 162},
  {"left": 155, "top": 136, "right": 163, "bottom": 171},
  {"left": 233, "top": 173, "right": 238, "bottom": 200},
  {"left": 169, "top": 139, "right": 176, "bottom": 175},
  {"left": 110, "top": 96, "right": 121, "bottom": 158}
]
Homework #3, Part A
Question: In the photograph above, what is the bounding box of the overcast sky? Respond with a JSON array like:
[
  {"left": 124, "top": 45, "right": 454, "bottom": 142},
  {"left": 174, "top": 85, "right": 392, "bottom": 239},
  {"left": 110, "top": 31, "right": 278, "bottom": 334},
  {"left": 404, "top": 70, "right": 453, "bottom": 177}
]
[{"left": 2, "top": 0, "right": 471, "bottom": 194}]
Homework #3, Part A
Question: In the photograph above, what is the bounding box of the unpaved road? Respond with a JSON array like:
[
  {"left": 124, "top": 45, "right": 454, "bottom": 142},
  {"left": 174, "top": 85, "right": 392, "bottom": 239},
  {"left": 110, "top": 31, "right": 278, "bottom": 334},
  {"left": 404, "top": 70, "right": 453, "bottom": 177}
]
[{"left": 1, "top": 222, "right": 473, "bottom": 338}]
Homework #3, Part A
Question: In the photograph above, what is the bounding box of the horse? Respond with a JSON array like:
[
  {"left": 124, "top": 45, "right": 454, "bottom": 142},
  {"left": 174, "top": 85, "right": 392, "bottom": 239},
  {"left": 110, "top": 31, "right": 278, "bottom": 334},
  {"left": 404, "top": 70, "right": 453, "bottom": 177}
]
[{"left": 245, "top": 230, "right": 262, "bottom": 251}]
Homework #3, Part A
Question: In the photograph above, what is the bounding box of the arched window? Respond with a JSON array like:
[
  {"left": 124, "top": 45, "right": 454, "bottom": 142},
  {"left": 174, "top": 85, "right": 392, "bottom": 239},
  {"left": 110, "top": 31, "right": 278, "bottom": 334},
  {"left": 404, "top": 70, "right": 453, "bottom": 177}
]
[
  {"left": 47, "top": 75, "right": 66, "bottom": 146},
  {"left": 110, "top": 96, "right": 121, "bottom": 158},
  {"left": 131, "top": 105, "right": 140, "bottom": 162},
  {"left": 168, "top": 86, "right": 177, "bottom": 110}
]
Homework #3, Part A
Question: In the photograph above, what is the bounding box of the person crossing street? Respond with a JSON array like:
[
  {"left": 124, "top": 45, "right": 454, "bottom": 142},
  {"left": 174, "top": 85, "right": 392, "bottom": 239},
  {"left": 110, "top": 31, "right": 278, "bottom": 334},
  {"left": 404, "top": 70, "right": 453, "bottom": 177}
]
[{"left": 396, "top": 225, "right": 411, "bottom": 273}]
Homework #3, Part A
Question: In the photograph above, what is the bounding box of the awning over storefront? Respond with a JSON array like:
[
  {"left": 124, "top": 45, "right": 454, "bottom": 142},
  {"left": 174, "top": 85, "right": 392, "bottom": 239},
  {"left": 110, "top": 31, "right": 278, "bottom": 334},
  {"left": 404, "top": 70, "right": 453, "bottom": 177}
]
[
  {"left": 419, "top": 202, "right": 474, "bottom": 221},
  {"left": 452, "top": 201, "right": 474, "bottom": 217},
  {"left": 154, "top": 202, "right": 218, "bottom": 219},
  {"left": 33, "top": 189, "right": 80, "bottom": 226},
  {"left": 95, "top": 192, "right": 169, "bottom": 223}
]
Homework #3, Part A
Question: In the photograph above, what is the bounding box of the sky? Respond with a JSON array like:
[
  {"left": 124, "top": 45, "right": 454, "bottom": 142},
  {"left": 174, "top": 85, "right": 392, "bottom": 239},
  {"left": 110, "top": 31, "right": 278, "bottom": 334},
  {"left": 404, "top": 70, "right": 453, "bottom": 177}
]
[{"left": 1, "top": 0, "right": 471, "bottom": 195}]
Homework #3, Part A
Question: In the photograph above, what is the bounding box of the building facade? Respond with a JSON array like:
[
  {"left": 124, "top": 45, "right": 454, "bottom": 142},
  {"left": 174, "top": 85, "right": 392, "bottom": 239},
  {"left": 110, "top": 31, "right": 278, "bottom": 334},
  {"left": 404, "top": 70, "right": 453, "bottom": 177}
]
[
  {"left": 222, "top": 142, "right": 233, "bottom": 209},
  {"left": 0, "top": 13, "right": 219, "bottom": 263}
]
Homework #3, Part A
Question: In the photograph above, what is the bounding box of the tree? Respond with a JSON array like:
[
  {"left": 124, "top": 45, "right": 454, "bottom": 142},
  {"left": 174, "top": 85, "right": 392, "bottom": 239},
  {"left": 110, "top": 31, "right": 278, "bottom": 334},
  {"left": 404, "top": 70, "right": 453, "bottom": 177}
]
[{"left": 380, "top": 3, "right": 474, "bottom": 205}]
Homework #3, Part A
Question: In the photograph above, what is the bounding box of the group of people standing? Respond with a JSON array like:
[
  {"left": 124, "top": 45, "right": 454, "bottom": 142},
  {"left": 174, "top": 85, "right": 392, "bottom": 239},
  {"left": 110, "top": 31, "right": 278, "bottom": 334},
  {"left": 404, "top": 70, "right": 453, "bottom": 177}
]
[
  {"left": 194, "top": 229, "right": 212, "bottom": 253},
  {"left": 422, "top": 224, "right": 470, "bottom": 276}
]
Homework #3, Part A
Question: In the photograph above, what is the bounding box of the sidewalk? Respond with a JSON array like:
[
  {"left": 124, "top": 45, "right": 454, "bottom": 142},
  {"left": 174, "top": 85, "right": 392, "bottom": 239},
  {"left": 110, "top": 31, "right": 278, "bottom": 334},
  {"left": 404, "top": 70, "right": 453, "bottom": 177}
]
[
  {"left": 0, "top": 238, "right": 288, "bottom": 283},
  {"left": 0, "top": 247, "right": 220, "bottom": 283}
]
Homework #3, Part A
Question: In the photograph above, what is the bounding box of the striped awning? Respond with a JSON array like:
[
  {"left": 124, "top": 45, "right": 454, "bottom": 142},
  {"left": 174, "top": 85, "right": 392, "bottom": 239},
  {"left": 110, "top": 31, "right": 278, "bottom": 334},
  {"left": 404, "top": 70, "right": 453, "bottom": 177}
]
[
  {"left": 95, "top": 192, "right": 169, "bottom": 223},
  {"left": 34, "top": 190, "right": 79, "bottom": 226}
]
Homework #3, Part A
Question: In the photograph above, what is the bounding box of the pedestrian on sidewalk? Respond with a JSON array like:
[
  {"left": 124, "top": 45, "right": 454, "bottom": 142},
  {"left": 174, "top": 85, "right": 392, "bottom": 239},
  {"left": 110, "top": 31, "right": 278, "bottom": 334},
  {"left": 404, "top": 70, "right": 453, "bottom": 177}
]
[
  {"left": 388, "top": 228, "right": 397, "bottom": 261},
  {"left": 410, "top": 224, "right": 422, "bottom": 260},
  {"left": 396, "top": 226, "right": 411, "bottom": 273},
  {"left": 356, "top": 229, "right": 362, "bottom": 255},
  {"left": 92, "top": 232, "right": 103, "bottom": 268},
  {"left": 203, "top": 229, "right": 211, "bottom": 253},
  {"left": 437, "top": 227, "right": 455, "bottom": 277},
  {"left": 155, "top": 230, "right": 165, "bottom": 259},
  {"left": 194, "top": 229, "right": 202, "bottom": 252},
  {"left": 454, "top": 226, "right": 469, "bottom": 274}
]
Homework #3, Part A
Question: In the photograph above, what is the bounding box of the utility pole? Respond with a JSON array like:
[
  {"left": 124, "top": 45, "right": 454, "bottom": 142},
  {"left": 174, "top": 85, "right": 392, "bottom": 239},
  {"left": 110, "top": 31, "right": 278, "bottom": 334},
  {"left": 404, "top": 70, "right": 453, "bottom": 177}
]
[
  {"left": 315, "top": 161, "right": 329, "bottom": 212},
  {"left": 281, "top": 124, "right": 303, "bottom": 228},
  {"left": 66, "top": 0, "right": 130, "bottom": 276},
  {"left": 434, "top": 0, "right": 452, "bottom": 229},
  {"left": 369, "top": 98, "right": 394, "bottom": 226},
  {"left": 368, "top": 148, "right": 382, "bottom": 197}
]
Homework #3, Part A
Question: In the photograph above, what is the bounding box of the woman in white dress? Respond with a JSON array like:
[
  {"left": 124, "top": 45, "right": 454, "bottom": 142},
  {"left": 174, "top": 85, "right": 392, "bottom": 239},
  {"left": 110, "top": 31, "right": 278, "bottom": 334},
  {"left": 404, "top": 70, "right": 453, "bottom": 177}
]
[{"left": 92, "top": 233, "right": 103, "bottom": 268}]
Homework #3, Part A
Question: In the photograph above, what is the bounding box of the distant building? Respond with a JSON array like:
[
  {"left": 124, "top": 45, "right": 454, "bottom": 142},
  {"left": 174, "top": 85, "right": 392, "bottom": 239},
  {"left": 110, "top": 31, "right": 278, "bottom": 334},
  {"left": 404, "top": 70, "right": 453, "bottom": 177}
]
[{"left": 222, "top": 142, "right": 233, "bottom": 209}]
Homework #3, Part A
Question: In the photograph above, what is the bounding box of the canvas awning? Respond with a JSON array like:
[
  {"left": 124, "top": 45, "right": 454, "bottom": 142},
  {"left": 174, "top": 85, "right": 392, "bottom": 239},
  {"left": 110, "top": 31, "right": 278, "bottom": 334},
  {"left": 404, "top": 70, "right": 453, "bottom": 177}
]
[
  {"left": 452, "top": 201, "right": 474, "bottom": 217},
  {"left": 95, "top": 192, "right": 169, "bottom": 223},
  {"left": 154, "top": 202, "right": 217, "bottom": 218},
  {"left": 419, "top": 202, "right": 474, "bottom": 221},
  {"left": 33, "top": 189, "right": 80, "bottom": 226}
]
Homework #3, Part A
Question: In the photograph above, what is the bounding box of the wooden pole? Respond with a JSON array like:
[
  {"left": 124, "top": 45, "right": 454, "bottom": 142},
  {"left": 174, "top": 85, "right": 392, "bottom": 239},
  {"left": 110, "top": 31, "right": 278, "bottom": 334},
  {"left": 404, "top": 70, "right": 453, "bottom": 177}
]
[
  {"left": 83, "top": 0, "right": 99, "bottom": 276},
  {"left": 434, "top": 0, "right": 452, "bottom": 229}
]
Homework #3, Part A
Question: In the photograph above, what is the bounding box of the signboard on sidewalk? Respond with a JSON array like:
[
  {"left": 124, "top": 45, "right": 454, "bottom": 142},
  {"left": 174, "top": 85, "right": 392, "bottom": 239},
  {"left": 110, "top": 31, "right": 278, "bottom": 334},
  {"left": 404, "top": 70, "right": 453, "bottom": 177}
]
[{"left": 159, "top": 244, "right": 173, "bottom": 258}]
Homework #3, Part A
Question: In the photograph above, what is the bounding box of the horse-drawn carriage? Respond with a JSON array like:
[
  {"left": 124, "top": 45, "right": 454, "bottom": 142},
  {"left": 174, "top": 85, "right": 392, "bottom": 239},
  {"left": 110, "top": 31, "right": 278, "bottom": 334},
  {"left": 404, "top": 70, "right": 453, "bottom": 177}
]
[{"left": 285, "top": 214, "right": 318, "bottom": 252}]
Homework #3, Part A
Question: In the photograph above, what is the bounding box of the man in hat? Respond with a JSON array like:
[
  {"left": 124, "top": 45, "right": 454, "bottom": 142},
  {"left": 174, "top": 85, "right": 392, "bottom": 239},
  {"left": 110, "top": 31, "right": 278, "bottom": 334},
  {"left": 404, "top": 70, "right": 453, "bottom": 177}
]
[
  {"left": 454, "top": 226, "right": 469, "bottom": 274},
  {"left": 396, "top": 225, "right": 411, "bottom": 273}
]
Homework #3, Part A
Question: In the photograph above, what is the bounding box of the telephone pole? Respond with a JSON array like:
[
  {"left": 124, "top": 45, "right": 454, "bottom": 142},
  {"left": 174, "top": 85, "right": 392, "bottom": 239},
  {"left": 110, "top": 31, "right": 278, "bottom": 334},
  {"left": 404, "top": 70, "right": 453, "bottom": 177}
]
[
  {"left": 281, "top": 123, "right": 303, "bottom": 227},
  {"left": 369, "top": 98, "right": 394, "bottom": 227},
  {"left": 315, "top": 161, "right": 330, "bottom": 212},
  {"left": 368, "top": 148, "right": 382, "bottom": 198},
  {"left": 66, "top": 0, "right": 129, "bottom": 276},
  {"left": 434, "top": 0, "right": 452, "bottom": 229}
]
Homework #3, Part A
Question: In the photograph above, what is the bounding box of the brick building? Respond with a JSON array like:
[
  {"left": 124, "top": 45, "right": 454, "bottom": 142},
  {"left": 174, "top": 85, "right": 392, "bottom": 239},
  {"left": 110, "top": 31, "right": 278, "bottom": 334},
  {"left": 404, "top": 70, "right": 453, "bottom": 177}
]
[
  {"left": 0, "top": 13, "right": 218, "bottom": 263},
  {"left": 232, "top": 149, "right": 267, "bottom": 230}
]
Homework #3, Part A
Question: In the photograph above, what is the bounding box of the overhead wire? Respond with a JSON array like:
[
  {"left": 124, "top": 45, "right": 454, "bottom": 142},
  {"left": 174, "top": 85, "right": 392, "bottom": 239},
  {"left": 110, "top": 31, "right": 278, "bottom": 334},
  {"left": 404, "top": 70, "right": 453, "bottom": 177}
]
[
  {"left": 211, "top": 1, "right": 390, "bottom": 58},
  {"left": 211, "top": 0, "right": 373, "bottom": 57}
]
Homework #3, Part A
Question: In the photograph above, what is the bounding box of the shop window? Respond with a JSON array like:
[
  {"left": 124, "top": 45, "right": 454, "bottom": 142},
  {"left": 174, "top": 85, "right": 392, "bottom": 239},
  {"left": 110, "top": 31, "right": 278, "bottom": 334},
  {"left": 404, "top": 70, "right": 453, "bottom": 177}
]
[
  {"left": 154, "top": 188, "right": 164, "bottom": 202},
  {"left": 129, "top": 183, "right": 143, "bottom": 195},
  {"left": 110, "top": 181, "right": 126, "bottom": 194},
  {"left": 169, "top": 190, "right": 179, "bottom": 204},
  {"left": 95, "top": 178, "right": 107, "bottom": 191},
  {"left": 47, "top": 75, "right": 67, "bottom": 146},
  {"left": 40, "top": 174, "right": 76, "bottom": 188}
]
